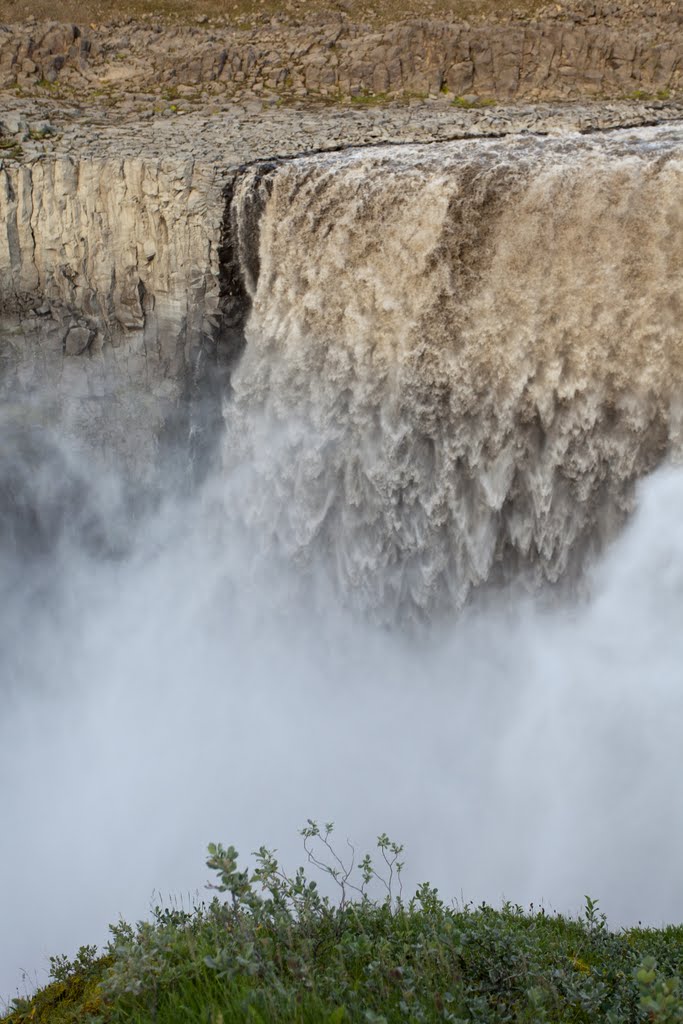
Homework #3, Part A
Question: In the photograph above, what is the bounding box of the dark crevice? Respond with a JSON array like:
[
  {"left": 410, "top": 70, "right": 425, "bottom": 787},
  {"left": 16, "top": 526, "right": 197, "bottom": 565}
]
[
  {"left": 215, "top": 160, "right": 279, "bottom": 378},
  {"left": 187, "top": 160, "right": 278, "bottom": 483}
]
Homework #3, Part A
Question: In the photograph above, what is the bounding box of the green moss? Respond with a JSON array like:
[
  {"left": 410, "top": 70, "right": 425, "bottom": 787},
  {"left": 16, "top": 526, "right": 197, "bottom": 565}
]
[
  {"left": 0, "top": 137, "right": 24, "bottom": 161},
  {"left": 2, "top": 958, "right": 113, "bottom": 1024},
  {"left": 452, "top": 94, "right": 496, "bottom": 108},
  {"left": 350, "top": 89, "right": 389, "bottom": 105}
]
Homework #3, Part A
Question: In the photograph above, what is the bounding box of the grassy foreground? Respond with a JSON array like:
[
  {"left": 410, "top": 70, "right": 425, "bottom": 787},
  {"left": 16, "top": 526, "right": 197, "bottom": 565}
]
[{"left": 4, "top": 822, "right": 683, "bottom": 1024}]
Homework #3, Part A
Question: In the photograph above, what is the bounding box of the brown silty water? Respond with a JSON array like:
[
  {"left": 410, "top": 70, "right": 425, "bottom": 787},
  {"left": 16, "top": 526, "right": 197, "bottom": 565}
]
[{"left": 223, "top": 124, "right": 683, "bottom": 618}]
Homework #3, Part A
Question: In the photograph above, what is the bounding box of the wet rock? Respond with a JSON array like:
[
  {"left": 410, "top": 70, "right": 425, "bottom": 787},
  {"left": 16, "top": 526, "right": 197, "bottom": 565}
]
[{"left": 64, "top": 325, "right": 93, "bottom": 355}]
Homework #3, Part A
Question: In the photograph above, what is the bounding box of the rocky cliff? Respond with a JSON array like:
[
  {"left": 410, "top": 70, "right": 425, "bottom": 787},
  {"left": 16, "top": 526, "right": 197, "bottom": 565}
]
[
  {"left": 1, "top": 0, "right": 682, "bottom": 107},
  {"left": 0, "top": 152, "right": 224, "bottom": 475}
]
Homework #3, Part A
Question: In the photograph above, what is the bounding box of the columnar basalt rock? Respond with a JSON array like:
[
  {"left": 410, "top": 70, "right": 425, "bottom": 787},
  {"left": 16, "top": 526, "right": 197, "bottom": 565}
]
[
  {"left": 0, "top": 5, "right": 682, "bottom": 104},
  {"left": 0, "top": 155, "right": 223, "bottom": 351},
  {"left": 0, "top": 153, "right": 226, "bottom": 475}
]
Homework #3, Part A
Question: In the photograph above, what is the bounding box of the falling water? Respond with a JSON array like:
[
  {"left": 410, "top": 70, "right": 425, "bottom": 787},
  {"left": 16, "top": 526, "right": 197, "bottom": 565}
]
[{"left": 224, "top": 125, "right": 683, "bottom": 616}]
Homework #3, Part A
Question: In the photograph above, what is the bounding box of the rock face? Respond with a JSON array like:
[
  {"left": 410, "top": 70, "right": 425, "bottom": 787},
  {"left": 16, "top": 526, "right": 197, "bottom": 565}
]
[
  {"left": 0, "top": 154, "right": 225, "bottom": 476},
  {"left": 0, "top": 4, "right": 682, "bottom": 105},
  {"left": 0, "top": 156, "right": 223, "bottom": 335}
]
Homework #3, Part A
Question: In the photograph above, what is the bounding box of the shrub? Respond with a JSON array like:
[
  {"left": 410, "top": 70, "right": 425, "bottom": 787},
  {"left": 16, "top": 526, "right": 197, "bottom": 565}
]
[{"left": 4, "top": 824, "right": 683, "bottom": 1023}]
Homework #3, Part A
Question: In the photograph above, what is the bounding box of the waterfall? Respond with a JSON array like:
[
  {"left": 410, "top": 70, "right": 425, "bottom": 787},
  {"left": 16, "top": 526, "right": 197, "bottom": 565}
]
[
  {"left": 222, "top": 124, "right": 683, "bottom": 618},
  {"left": 4, "top": 123, "right": 683, "bottom": 996}
]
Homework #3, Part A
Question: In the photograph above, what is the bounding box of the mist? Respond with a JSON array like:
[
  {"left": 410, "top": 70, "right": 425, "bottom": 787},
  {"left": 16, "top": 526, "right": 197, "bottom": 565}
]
[{"left": 2, "top": 411, "right": 683, "bottom": 1004}]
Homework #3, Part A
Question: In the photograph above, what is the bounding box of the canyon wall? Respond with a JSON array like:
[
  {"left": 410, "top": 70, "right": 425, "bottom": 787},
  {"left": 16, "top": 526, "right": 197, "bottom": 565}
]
[
  {"left": 0, "top": 4, "right": 682, "bottom": 105},
  {"left": 0, "top": 154, "right": 224, "bottom": 474}
]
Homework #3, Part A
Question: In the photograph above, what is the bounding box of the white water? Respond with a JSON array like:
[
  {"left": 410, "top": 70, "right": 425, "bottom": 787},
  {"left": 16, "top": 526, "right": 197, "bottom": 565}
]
[
  {"left": 2, "top": 123, "right": 683, "bottom": 1003},
  {"left": 227, "top": 125, "right": 683, "bottom": 615}
]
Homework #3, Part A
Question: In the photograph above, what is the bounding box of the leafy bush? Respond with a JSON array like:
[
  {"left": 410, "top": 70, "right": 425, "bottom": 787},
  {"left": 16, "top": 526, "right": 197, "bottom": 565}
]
[{"left": 4, "top": 823, "right": 683, "bottom": 1023}]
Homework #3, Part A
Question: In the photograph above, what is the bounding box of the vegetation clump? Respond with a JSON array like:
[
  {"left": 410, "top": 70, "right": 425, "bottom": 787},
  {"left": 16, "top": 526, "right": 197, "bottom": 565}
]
[
  {"left": 0, "top": 136, "right": 23, "bottom": 161},
  {"left": 451, "top": 95, "right": 496, "bottom": 109},
  {"left": 4, "top": 822, "right": 683, "bottom": 1024}
]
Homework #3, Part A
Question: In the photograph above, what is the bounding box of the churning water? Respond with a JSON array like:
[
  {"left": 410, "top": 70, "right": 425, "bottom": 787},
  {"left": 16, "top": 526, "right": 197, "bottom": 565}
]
[
  {"left": 1, "top": 123, "right": 683, "bottom": 1001},
  {"left": 226, "top": 125, "right": 683, "bottom": 616}
]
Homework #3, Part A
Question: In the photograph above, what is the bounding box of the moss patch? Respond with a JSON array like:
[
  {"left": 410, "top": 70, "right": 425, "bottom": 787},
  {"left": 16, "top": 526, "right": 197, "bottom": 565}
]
[
  {"left": 0, "top": 136, "right": 24, "bottom": 161},
  {"left": 3, "top": 958, "right": 113, "bottom": 1024}
]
